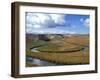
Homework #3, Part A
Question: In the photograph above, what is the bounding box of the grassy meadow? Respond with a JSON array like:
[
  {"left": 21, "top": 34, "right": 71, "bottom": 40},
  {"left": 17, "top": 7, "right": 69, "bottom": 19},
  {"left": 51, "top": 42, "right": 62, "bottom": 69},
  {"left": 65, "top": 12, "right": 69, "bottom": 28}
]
[{"left": 26, "top": 34, "right": 89, "bottom": 67}]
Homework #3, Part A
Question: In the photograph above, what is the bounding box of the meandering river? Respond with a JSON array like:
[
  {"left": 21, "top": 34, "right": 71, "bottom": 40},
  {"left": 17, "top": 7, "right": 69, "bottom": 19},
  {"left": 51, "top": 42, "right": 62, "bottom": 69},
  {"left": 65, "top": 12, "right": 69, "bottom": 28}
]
[
  {"left": 27, "top": 46, "right": 89, "bottom": 66},
  {"left": 26, "top": 57, "right": 58, "bottom": 66}
]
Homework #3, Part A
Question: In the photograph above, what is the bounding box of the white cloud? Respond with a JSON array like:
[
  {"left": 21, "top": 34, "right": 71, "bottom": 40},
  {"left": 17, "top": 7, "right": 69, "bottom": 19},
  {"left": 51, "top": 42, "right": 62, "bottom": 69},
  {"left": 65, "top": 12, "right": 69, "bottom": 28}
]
[
  {"left": 84, "top": 18, "right": 90, "bottom": 27},
  {"left": 49, "top": 14, "right": 66, "bottom": 25},
  {"left": 26, "top": 12, "right": 75, "bottom": 34},
  {"left": 80, "top": 18, "right": 90, "bottom": 27},
  {"left": 33, "top": 25, "right": 42, "bottom": 28},
  {"left": 26, "top": 13, "right": 67, "bottom": 29},
  {"left": 80, "top": 18, "right": 84, "bottom": 22},
  {"left": 26, "top": 13, "right": 41, "bottom": 24},
  {"left": 26, "top": 27, "right": 76, "bottom": 34}
]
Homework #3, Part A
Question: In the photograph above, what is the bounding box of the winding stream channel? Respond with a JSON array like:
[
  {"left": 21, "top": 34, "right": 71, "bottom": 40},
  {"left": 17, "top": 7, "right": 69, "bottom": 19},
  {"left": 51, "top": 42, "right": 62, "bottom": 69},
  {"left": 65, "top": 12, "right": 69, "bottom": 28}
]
[
  {"left": 26, "top": 57, "right": 58, "bottom": 66},
  {"left": 27, "top": 47, "right": 89, "bottom": 66}
]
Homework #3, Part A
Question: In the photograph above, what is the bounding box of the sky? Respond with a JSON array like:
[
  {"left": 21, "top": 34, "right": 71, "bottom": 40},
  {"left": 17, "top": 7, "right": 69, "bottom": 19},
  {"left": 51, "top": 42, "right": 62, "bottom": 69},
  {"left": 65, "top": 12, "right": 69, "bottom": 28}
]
[{"left": 25, "top": 12, "right": 90, "bottom": 34}]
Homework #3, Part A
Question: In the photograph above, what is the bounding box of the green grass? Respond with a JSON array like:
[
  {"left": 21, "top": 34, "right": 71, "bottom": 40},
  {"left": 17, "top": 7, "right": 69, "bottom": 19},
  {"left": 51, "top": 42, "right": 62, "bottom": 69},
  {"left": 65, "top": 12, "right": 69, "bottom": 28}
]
[
  {"left": 26, "top": 50, "right": 89, "bottom": 65},
  {"left": 26, "top": 39, "right": 47, "bottom": 50},
  {"left": 26, "top": 35, "right": 89, "bottom": 66}
]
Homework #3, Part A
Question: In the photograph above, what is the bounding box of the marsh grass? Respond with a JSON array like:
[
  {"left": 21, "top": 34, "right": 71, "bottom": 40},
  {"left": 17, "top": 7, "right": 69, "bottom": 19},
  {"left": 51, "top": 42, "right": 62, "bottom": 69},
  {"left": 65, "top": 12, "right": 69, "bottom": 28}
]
[
  {"left": 26, "top": 35, "right": 89, "bottom": 66},
  {"left": 26, "top": 50, "right": 89, "bottom": 65}
]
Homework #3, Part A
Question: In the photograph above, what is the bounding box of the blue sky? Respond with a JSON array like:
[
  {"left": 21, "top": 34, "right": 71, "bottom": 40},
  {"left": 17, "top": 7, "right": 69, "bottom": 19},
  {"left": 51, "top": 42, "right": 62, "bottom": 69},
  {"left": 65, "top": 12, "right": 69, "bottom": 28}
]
[{"left": 26, "top": 12, "right": 90, "bottom": 34}]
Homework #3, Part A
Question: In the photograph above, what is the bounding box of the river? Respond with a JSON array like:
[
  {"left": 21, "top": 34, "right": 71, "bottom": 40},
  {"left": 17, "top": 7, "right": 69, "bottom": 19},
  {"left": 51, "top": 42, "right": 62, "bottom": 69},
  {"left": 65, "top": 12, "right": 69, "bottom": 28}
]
[
  {"left": 28, "top": 46, "right": 89, "bottom": 66},
  {"left": 26, "top": 57, "right": 58, "bottom": 66}
]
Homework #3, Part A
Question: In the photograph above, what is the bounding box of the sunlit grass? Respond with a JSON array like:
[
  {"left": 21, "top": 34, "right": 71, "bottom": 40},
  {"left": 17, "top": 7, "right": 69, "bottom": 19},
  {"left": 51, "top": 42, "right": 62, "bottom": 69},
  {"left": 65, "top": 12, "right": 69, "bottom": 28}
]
[
  {"left": 26, "top": 50, "right": 89, "bottom": 65},
  {"left": 26, "top": 35, "right": 89, "bottom": 66}
]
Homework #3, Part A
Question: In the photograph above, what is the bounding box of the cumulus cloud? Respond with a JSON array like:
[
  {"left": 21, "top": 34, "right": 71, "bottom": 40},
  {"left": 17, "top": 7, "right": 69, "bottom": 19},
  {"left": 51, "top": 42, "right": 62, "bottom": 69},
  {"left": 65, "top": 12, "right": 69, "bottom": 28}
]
[
  {"left": 26, "top": 28, "right": 76, "bottom": 34},
  {"left": 49, "top": 14, "right": 66, "bottom": 25},
  {"left": 26, "top": 13, "right": 68, "bottom": 29},
  {"left": 80, "top": 18, "right": 84, "bottom": 22},
  {"left": 80, "top": 18, "right": 90, "bottom": 27},
  {"left": 26, "top": 12, "right": 75, "bottom": 34},
  {"left": 84, "top": 18, "right": 90, "bottom": 27}
]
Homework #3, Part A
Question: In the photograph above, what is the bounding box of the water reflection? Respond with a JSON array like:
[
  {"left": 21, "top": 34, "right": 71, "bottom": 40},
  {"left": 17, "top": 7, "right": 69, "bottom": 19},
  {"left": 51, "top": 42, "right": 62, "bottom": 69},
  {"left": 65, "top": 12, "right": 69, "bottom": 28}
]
[{"left": 26, "top": 57, "right": 57, "bottom": 66}]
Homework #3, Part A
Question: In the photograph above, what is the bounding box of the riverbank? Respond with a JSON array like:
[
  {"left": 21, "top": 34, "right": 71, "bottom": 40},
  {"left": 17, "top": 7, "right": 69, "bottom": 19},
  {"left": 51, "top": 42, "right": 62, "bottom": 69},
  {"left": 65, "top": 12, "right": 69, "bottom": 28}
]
[
  {"left": 26, "top": 50, "right": 89, "bottom": 66},
  {"left": 26, "top": 34, "right": 89, "bottom": 66}
]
